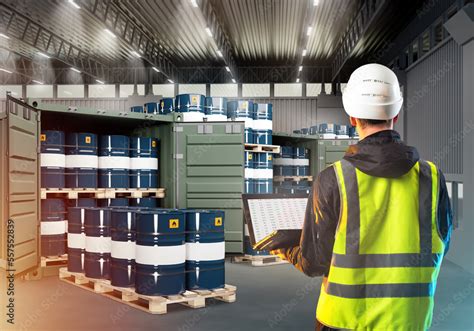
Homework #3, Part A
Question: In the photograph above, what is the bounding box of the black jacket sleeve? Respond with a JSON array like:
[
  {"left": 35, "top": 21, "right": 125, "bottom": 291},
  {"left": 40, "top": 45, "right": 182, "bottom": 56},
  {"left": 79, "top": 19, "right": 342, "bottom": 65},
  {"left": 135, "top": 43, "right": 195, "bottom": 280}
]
[
  {"left": 283, "top": 166, "right": 340, "bottom": 277},
  {"left": 437, "top": 171, "right": 453, "bottom": 254}
]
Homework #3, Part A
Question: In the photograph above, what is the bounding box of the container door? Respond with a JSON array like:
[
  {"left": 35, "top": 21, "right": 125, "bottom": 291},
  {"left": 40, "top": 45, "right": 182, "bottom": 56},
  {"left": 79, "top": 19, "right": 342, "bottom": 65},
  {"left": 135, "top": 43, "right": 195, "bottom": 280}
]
[
  {"left": 176, "top": 123, "right": 245, "bottom": 253},
  {"left": 2, "top": 95, "right": 40, "bottom": 275}
]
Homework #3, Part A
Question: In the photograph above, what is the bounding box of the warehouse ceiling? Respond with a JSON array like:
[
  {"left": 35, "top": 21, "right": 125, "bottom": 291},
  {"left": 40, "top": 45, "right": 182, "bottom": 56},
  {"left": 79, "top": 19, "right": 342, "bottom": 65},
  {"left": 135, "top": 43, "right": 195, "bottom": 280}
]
[{"left": 0, "top": 0, "right": 425, "bottom": 84}]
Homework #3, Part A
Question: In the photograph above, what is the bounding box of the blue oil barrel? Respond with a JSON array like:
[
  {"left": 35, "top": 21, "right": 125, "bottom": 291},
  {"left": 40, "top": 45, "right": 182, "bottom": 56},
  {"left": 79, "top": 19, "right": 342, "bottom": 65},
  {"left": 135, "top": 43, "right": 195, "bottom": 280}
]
[
  {"left": 294, "top": 148, "right": 310, "bottom": 176},
  {"left": 41, "top": 130, "right": 66, "bottom": 188},
  {"left": 274, "top": 146, "right": 294, "bottom": 176},
  {"left": 254, "top": 152, "right": 273, "bottom": 194},
  {"left": 98, "top": 198, "right": 129, "bottom": 207},
  {"left": 41, "top": 199, "right": 67, "bottom": 257},
  {"left": 84, "top": 208, "right": 112, "bottom": 279},
  {"left": 309, "top": 125, "right": 319, "bottom": 135},
  {"left": 184, "top": 210, "right": 225, "bottom": 290},
  {"left": 131, "top": 106, "right": 144, "bottom": 113},
  {"left": 130, "top": 137, "right": 159, "bottom": 188},
  {"left": 301, "top": 128, "right": 309, "bottom": 135},
  {"left": 336, "top": 124, "right": 350, "bottom": 138},
  {"left": 349, "top": 126, "right": 359, "bottom": 138},
  {"left": 244, "top": 151, "right": 255, "bottom": 194},
  {"left": 159, "top": 98, "right": 174, "bottom": 114},
  {"left": 319, "top": 123, "right": 335, "bottom": 134},
  {"left": 98, "top": 135, "right": 130, "bottom": 188},
  {"left": 244, "top": 128, "right": 255, "bottom": 144},
  {"left": 228, "top": 101, "right": 254, "bottom": 142},
  {"left": 135, "top": 209, "right": 186, "bottom": 296},
  {"left": 67, "top": 206, "right": 89, "bottom": 272},
  {"left": 66, "top": 133, "right": 98, "bottom": 188},
  {"left": 130, "top": 198, "right": 157, "bottom": 208},
  {"left": 70, "top": 198, "right": 97, "bottom": 207},
  {"left": 144, "top": 102, "right": 158, "bottom": 114},
  {"left": 175, "top": 94, "right": 205, "bottom": 122},
  {"left": 110, "top": 209, "right": 136, "bottom": 287},
  {"left": 253, "top": 103, "right": 272, "bottom": 145},
  {"left": 274, "top": 182, "right": 295, "bottom": 194},
  {"left": 205, "top": 97, "right": 228, "bottom": 122}
]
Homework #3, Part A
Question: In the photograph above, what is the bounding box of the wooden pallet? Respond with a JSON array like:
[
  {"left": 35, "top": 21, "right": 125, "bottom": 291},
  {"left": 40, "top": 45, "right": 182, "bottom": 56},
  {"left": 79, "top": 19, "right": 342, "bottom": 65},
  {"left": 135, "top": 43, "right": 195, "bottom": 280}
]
[
  {"left": 233, "top": 255, "right": 288, "bottom": 267},
  {"left": 244, "top": 143, "right": 281, "bottom": 154},
  {"left": 273, "top": 176, "right": 313, "bottom": 182},
  {"left": 59, "top": 268, "right": 236, "bottom": 314},
  {"left": 41, "top": 188, "right": 165, "bottom": 199},
  {"left": 41, "top": 254, "right": 68, "bottom": 268}
]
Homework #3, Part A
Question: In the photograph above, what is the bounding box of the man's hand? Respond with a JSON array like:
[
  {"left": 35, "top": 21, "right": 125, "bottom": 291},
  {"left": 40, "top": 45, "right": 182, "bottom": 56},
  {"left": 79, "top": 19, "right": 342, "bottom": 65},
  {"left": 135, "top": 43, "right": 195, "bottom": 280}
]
[{"left": 270, "top": 249, "right": 288, "bottom": 261}]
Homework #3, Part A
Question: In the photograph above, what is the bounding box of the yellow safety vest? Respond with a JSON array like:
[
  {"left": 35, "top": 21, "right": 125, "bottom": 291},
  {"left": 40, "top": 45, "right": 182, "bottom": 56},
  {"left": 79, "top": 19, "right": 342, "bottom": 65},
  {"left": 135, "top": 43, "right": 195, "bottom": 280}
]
[{"left": 317, "top": 159, "right": 445, "bottom": 331}]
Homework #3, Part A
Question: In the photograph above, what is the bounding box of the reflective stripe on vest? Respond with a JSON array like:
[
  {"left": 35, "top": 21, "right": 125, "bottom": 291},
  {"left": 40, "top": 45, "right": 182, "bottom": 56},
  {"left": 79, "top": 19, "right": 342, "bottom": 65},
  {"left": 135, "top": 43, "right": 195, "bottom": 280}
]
[{"left": 316, "top": 159, "right": 445, "bottom": 330}]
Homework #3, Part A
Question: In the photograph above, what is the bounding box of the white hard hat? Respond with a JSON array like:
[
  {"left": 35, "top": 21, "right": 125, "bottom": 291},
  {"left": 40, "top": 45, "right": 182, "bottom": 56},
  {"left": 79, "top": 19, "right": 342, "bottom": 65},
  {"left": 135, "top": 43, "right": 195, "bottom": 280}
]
[{"left": 342, "top": 63, "right": 403, "bottom": 120}]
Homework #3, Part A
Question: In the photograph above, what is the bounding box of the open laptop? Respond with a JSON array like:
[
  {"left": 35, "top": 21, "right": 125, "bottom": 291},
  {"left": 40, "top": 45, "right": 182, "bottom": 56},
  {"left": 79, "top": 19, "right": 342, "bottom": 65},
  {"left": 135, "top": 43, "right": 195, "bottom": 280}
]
[{"left": 242, "top": 193, "right": 309, "bottom": 251}]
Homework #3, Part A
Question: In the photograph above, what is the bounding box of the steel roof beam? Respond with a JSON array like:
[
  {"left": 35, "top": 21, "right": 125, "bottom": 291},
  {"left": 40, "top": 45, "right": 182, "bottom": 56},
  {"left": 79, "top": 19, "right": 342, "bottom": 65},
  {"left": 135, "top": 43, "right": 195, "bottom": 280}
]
[
  {"left": 198, "top": 0, "right": 238, "bottom": 80},
  {"left": 330, "top": 0, "right": 388, "bottom": 82},
  {"left": 0, "top": 3, "right": 107, "bottom": 80},
  {"left": 80, "top": 0, "right": 178, "bottom": 80}
]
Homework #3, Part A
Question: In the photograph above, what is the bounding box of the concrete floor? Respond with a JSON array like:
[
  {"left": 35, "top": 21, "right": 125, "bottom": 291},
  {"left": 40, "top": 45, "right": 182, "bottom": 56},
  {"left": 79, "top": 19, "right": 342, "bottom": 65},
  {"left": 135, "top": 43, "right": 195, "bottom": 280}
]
[{"left": 2, "top": 259, "right": 474, "bottom": 331}]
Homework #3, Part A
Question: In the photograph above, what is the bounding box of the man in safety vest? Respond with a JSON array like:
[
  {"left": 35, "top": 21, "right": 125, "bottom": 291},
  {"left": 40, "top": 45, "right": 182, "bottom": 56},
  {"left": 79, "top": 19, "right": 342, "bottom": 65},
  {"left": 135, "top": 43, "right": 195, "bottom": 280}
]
[{"left": 274, "top": 63, "right": 453, "bottom": 331}]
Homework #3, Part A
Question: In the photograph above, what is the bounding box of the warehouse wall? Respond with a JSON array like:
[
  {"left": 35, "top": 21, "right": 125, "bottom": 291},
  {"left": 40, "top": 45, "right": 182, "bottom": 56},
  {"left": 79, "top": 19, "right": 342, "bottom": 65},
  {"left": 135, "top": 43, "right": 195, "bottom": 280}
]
[{"left": 405, "top": 38, "right": 463, "bottom": 175}]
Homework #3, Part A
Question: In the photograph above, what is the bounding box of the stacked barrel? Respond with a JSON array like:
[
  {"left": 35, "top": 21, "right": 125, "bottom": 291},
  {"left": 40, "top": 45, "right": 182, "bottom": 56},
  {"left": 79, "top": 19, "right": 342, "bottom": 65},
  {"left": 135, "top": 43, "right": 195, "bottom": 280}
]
[
  {"left": 253, "top": 103, "right": 273, "bottom": 145},
  {"left": 184, "top": 210, "right": 225, "bottom": 290},
  {"left": 273, "top": 146, "right": 311, "bottom": 195},
  {"left": 227, "top": 100, "right": 254, "bottom": 143},
  {"left": 66, "top": 133, "right": 98, "bottom": 188},
  {"left": 40, "top": 130, "right": 66, "bottom": 188},
  {"left": 99, "top": 135, "right": 130, "bottom": 189},
  {"left": 130, "top": 137, "right": 159, "bottom": 188},
  {"left": 41, "top": 199, "right": 67, "bottom": 257},
  {"left": 205, "top": 97, "right": 228, "bottom": 122},
  {"left": 175, "top": 94, "right": 206, "bottom": 122}
]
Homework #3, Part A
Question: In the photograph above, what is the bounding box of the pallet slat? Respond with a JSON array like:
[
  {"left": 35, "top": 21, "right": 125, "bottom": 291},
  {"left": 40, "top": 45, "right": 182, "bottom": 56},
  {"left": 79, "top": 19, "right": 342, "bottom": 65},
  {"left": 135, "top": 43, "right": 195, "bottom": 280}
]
[
  {"left": 233, "top": 255, "right": 288, "bottom": 267},
  {"left": 59, "top": 268, "right": 236, "bottom": 314},
  {"left": 244, "top": 143, "right": 280, "bottom": 153},
  {"left": 273, "top": 176, "right": 313, "bottom": 182}
]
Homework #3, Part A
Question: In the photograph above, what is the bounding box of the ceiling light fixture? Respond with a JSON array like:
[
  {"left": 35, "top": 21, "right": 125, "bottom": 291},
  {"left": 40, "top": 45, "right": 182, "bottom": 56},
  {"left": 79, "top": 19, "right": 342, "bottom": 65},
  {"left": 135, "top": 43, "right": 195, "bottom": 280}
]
[
  {"left": 32, "top": 80, "right": 44, "bottom": 84},
  {"left": 307, "top": 26, "right": 313, "bottom": 36},
  {"left": 296, "top": 78, "right": 300, "bottom": 83},
  {"left": 302, "top": 49, "right": 307, "bottom": 56},
  {"left": 0, "top": 33, "right": 10, "bottom": 39},
  {"left": 299, "top": 66, "right": 303, "bottom": 72},
  {"left": 168, "top": 79, "right": 174, "bottom": 84},
  {"left": 96, "top": 79, "right": 105, "bottom": 84},
  {"left": 38, "top": 52, "right": 50, "bottom": 59},
  {"left": 216, "top": 50, "right": 223, "bottom": 57},
  {"left": 0, "top": 68, "right": 12, "bottom": 74},
  {"left": 225, "top": 66, "right": 231, "bottom": 72},
  {"left": 190, "top": 0, "right": 198, "bottom": 7},
  {"left": 152, "top": 67, "right": 160, "bottom": 73},
  {"left": 70, "top": 67, "right": 81, "bottom": 73},
  {"left": 313, "top": 0, "right": 319, "bottom": 6},
  {"left": 131, "top": 51, "right": 141, "bottom": 57},
  {"left": 104, "top": 29, "right": 116, "bottom": 38},
  {"left": 68, "top": 0, "right": 80, "bottom": 9},
  {"left": 205, "top": 27, "right": 213, "bottom": 37},
  {"left": 232, "top": 78, "right": 236, "bottom": 83}
]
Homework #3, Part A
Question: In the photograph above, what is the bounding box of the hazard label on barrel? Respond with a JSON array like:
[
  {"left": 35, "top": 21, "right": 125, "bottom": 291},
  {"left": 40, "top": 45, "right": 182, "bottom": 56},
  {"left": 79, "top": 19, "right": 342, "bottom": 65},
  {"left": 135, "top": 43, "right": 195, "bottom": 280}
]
[
  {"left": 85, "top": 136, "right": 91, "bottom": 144},
  {"left": 40, "top": 134, "right": 46, "bottom": 141},
  {"left": 169, "top": 219, "right": 179, "bottom": 229},
  {"left": 215, "top": 217, "right": 223, "bottom": 226}
]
